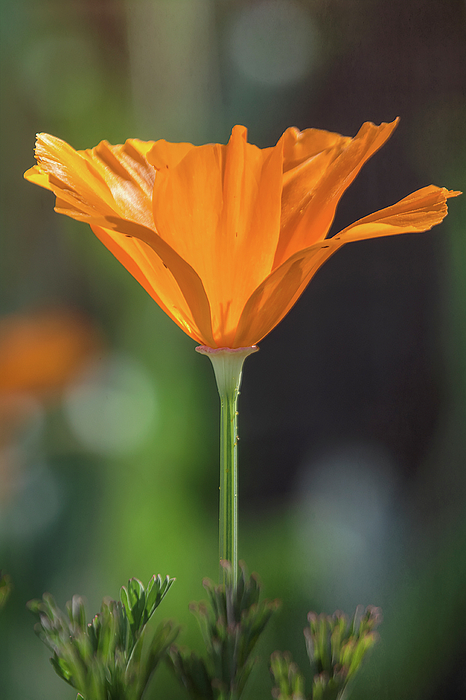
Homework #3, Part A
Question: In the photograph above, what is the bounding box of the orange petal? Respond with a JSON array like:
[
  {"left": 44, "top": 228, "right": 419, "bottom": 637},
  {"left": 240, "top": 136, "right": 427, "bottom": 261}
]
[
  {"left": 91, "top": 224, "right": 215, "bottom": 346},
  {"left": 279, "top": 131, "right": 351, "bottom": 254},
  {"left": 281, "top": 125, "right": 352, "bottom": 172},
  {"left": 25, "top": 135, "right": 216, "bottom": 345},
  {"left": 278, "top": 127, "right": 352, "bottom": 245},
  {"left": 336, "top": 186, "right": 461, "bottom": 242},
  {"left": 26, "top": 134, "right": 118, "bottom": 219},
  {"left": 234, "top": 185, "right": 460, "bottom": 347},
  {"left": 146, "top": 139, "right": 196, "bottom": 169},
  {"left": 24, "top": 134, "right": 156, "bottom": 228},
  {"left": 274, "top": 119, "right": 399, "bottom": 266},
  {"left": 151, "top": 125, "right": 283, "bottom": 346},
  {"left": 84, "top": 139, "right": 156, "bottom": 226},
  {"left": 151, "top": 139, "right": 225, "bottom": 275},
  {"left": 213, "top": 126, "right": 283, "bottom": 343},
  {"left": 234, "top": 238, "right": 342, "bottom": 347},
  {"left": 23, "top": 164, "right": 51, "bottom": 189}
]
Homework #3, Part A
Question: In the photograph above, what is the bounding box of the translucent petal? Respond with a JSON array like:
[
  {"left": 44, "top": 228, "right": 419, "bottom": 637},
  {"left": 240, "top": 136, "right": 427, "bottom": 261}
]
[
  {"left": 336, "top": 186, "right": 461, "bottom": 242},
  {"left": 235, "top": 183, "right": 459, "bottom": 347},
  {"left": 91, "top": 224, "right": 215, "bottom": 346},
  {"left": 274, "top": 119, "right": 399, "bottom": 266}
]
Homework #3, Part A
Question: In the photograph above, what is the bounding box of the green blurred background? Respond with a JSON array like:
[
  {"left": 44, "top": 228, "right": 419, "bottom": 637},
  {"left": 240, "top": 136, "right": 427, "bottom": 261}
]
[{"left": 1, "top": 0, "right": 466, "bottom": 698}]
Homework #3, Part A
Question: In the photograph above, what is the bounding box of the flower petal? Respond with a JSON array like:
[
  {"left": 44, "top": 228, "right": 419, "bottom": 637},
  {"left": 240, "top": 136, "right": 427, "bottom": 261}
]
[
  {"left": 23, "top": 164, "right": 51, "bottom": 189},
  {"left": 281, "top": 125, "right": 352, "bottom": 172},
  {"left": 234, "top": 239, "right": 342, "bottom": 347},
  {"left": 274, "top": 119, "right": 399, "bottom": 266},
  {"left": 24, "top": 134, "right": 216, "bottom": 346},
  {"left": 213, "top": 126, "right": 283, "bottom": 343},
  {"left": 151, "top": 139, "right": 225, "bottom": 273},
  {"left": 24, "top": 134, "right": 157, "bottom": 228},
  {"left": 279, "top": 129, "right": 352, "bottom": 258},
  {"left": 335, "top": 186, "right": 461, "bottom": 242},
  {"left": 151, "top": 125, "right": 283, "bottom": 346},
  {"left": 146, "top": 139, "right": 196, "bottom": 169},
  {"left": 234, "top": 185, "right": 460, "bottom": 347},
  {"left": 91, "top": 224, "right": 216, "bottom": 346}
]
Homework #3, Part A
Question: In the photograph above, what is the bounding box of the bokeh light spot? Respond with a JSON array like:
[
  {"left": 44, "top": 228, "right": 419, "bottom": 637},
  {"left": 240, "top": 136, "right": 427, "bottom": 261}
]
[
  {"left": 226, "top": 0, "right": 319, "bottom": 86},
  {"left": 64, "top": 354, "right": 157, "bottom": 457}
]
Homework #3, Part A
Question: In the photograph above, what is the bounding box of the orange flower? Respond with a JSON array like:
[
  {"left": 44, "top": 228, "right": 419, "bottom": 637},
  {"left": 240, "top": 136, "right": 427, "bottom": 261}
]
[
  {"left": 24, "top": 120, "right": 459, "bottom": 348},
  {"left": 0, "top": 309, "right": 101, "bottom": 396},
  {"left": 0, "top": 308, "right": 101, "bottom": 456}
]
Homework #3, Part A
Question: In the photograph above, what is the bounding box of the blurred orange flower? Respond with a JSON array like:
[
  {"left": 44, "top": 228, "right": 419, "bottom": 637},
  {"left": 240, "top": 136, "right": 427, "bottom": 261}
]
[
  {"left": 24, "top": 121, "right": 459, "bottom": 348},
  {"left": 0, "top": 309, "right": 101, "bottom": 398},
  {"left": 0, "top": 308, "right": 101, "bottom": 465}
]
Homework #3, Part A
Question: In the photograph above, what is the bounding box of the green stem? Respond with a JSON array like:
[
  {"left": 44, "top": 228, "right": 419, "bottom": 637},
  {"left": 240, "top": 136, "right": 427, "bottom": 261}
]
[
  {"left": 195, "top": 345, "right": 259, "bottom": 584},
  {"left": 219, "top": 382, "right": 239, "bottom": 581}
]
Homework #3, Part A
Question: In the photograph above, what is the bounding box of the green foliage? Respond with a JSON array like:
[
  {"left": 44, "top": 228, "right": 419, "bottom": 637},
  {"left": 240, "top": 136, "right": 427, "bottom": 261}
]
[
  {"left": 0, "top": 571, "right": 12, "bottom": 611},
  {"left": 270, "top": 605, "right": 382, "bottom": 700},
  {"left": 28, "top": 575, "right": 178, "bottom": 700},
  {"left": 27, "top": 567, "right": 382, "bottom": 699},
  {"left": 270, "top": 652, "right": 305, "bottom": 700},
  {"left": 170, "top": 561, "right": 280, "bottom": 700}
]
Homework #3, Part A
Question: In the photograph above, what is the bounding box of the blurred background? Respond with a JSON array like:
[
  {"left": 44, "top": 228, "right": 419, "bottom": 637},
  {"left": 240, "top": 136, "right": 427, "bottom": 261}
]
[{"left": 1, "top": 0, "right": 466, "bottom": 698}]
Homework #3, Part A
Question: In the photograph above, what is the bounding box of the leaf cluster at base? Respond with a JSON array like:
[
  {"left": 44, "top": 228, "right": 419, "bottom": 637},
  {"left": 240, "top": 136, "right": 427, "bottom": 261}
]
[
  {"left": 27, "top": 574, "right": 178, "bottom": 700},
  {"left": 169, "top": 561, "right": 280, "bottom": 700},
  {"left": 270, "top": 605, "right": 382, "bottom": 700}
]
